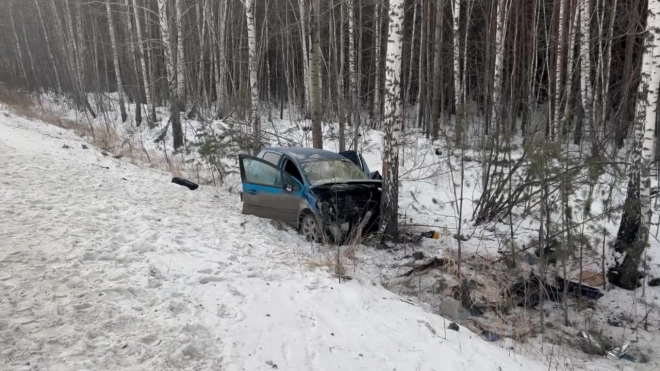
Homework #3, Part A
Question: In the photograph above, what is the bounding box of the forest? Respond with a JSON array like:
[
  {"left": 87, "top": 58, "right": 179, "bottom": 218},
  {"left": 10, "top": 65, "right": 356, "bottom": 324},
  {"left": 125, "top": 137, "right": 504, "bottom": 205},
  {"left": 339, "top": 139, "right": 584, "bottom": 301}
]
[{"left": 0, "top": 0, "right": 659, "bottom": 310}]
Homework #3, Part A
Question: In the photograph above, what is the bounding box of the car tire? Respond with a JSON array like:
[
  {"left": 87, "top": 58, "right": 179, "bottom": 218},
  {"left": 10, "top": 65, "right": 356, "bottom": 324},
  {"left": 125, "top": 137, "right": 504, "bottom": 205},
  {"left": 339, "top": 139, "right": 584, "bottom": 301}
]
[{"left": 300, "top": 213, "right": 326, "bottom": 243}]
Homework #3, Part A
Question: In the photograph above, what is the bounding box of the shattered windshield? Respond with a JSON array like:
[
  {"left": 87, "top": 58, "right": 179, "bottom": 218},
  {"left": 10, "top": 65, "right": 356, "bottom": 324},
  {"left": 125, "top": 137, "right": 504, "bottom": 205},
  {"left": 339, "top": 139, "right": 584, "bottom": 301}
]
[{"left": 301, "top": 160, "right": 367, "bottom": 185}]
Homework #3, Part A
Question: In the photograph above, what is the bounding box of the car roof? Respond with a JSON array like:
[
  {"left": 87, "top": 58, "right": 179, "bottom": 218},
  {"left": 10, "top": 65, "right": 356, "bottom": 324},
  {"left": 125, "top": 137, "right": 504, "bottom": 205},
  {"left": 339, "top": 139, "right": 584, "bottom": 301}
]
[{"left": 262, "top": 147, "right": 349, "bottom": 162}]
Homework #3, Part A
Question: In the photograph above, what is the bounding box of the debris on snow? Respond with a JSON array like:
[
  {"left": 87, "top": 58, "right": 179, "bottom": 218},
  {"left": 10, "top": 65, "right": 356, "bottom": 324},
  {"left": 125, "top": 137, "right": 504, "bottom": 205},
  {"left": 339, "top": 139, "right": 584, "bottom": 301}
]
[{"left": 172, "top": 177, "right": 199, "bottom": 190}]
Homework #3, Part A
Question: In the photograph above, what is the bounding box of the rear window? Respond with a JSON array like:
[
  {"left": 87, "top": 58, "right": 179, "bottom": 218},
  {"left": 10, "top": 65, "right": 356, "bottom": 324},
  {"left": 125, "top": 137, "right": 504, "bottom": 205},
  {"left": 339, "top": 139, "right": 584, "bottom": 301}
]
[
  {"left": 301, "top": 160, "right": 367, "bottom": 185},
  {"left": 262, "top": 152, "right": 282, "bottom": 166}
]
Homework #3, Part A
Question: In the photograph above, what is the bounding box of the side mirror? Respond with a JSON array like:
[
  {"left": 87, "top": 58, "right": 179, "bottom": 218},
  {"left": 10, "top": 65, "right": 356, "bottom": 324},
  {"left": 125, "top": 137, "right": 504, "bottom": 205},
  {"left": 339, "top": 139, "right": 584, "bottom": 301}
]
[{"left": 285, "top": 184, "right": 293, "bottom": 192}]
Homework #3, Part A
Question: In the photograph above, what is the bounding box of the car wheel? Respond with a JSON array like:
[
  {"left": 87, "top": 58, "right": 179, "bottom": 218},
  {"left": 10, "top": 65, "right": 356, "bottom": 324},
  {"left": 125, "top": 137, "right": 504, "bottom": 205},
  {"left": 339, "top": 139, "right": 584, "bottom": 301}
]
[{"left": 301, "top": 213, "right": 323, "bottom": 243}]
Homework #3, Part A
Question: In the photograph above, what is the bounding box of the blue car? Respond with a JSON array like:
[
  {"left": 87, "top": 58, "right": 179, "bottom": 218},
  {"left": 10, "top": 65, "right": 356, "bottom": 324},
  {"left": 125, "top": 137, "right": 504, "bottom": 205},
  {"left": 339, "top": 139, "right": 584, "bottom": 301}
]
[{"left": 239, "top": 147, "right": 382, "bottom": 243}]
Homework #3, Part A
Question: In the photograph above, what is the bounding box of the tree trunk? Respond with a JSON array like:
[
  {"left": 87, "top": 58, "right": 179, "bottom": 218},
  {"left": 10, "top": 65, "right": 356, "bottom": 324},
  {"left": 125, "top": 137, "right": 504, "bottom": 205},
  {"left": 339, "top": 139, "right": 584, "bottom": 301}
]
[
  {"left": 34, "top": 0, "right": 62, "bottom": 93},
  {"left": 452, "top": 0, "right": 461, "bottom": 117},
  {"left": 18, "top": 5, "right": 36, "bottom": 89},
  {"left": 299, "top": 0, "right": 311, "bottom": 115},
  {"left": 9, "top": 2, "right": 28, "bottom": 84},
  {"left": 338, "top": 0, "right": 347, "bottom": 151},
  {"left": 157, "top": 0, "right": 184, "bottom": 149},
  {"left": 134, "top": 0, "right": 155, "bottom": 123},
  {"left": 416, "top": 0, "right": 427, "bottom": 129},
  {"left": 176, "top": 0, "right": 186, "bottom": 111},
  {"left": 245, "top": 0, "right": 261, "bottom": 152},
  {"left": 577, "top": 0, "right": 593, "bottom": 145},
  {"left": 347, "top": 0, "right": 359, "bottom": 148},
  {"left": 310, "top": 0, "right": 323, "bottom": 148},
  {"left": 212, "top": 0, "right": 228, "bottom": 117},
  {"left": 552, "top": 0, "right": 568, "bottom": 140},
  {"left": 430, "top": 0, "right": 443, "bottom": 139},
  {"left": 491, "top": 0, "right": 508, "bottom": 135},
  {"left": 562, "top": 3, "right": 578, "bottom": 135},
  {"left": 379, "top": 0, "right": 405, "bottom": 241},
  {"left": 609, "top": 0, "right": 660, "bottom": 290},
  {"left": 106, "top": 0, "right": 128, "bottom": 123},
  {"left": 373, "top": 0, "right": 383, "bottom": 118}
]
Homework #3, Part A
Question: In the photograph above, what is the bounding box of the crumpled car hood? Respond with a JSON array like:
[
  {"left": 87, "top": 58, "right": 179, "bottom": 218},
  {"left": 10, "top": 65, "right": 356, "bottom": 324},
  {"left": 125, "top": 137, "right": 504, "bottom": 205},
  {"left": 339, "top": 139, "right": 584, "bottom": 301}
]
[{"left": 309, "top": 179, "right": 382, "bottom": 190}]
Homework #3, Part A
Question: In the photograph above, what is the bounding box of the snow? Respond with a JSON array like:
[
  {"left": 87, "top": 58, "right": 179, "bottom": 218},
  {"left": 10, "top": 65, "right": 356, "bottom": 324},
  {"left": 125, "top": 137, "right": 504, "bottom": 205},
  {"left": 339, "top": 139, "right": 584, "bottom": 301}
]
[{"left": 0, "top": 110, "right": 550, "bottom": 370}]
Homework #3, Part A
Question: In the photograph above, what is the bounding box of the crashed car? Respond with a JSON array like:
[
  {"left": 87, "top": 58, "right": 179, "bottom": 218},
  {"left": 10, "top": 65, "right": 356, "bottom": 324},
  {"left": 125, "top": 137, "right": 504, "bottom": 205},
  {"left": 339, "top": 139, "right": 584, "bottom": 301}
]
[{"left": 238, "top": 147, "right": 381, "bottom": 243}]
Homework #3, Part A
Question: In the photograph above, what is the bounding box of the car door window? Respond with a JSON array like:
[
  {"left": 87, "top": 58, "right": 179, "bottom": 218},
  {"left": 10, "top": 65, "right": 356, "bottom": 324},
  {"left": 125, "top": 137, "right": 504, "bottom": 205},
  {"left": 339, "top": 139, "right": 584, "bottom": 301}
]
[
  {"left": 262, "top": 152, "right": 282, "bottom": 166},
  {"left": 282, "top": 172, "right": 301, "bottom": 191},
  {"left": 243, "top": 158, "right": 282, "bottom": 187},
  {"left": 283, "top": 158, "right": 304, "bottom": 184}
]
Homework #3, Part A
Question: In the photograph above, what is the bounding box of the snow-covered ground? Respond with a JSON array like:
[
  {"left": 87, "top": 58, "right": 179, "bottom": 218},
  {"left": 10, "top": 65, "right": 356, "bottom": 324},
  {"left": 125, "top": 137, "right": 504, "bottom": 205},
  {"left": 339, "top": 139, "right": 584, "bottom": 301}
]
[{"left": 0, "top": 110, "right": 554, "bottom": 370}]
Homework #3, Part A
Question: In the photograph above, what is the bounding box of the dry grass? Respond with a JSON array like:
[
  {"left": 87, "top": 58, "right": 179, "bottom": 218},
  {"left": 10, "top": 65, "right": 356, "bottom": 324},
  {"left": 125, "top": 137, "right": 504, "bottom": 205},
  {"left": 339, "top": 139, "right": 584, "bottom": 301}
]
[{"left": 0, "top": 88, "right": 199, "bottom": 181}]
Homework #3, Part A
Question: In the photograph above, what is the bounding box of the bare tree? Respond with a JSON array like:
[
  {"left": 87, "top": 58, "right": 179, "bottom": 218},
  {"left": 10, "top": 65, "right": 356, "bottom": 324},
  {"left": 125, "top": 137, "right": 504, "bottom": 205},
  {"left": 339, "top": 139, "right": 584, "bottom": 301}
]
[
  {"left": 609, "top": 0, "right": 660, "bottom": 289},
  {"left": 380, "top": 0, "right": 405, "bottom": 240},
  {"left": 310, "top": 0, "right": 323, "bottom": 148},
  {"left": 106, "top": 0, "right": 128, "bottom": 123}
]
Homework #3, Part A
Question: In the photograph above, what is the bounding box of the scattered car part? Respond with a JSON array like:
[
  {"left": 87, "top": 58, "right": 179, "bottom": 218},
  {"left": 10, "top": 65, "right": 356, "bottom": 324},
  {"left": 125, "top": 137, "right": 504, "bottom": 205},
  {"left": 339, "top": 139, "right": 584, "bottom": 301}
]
[{"left": 172, "top": 177, "right": 199, "bottom": 190}]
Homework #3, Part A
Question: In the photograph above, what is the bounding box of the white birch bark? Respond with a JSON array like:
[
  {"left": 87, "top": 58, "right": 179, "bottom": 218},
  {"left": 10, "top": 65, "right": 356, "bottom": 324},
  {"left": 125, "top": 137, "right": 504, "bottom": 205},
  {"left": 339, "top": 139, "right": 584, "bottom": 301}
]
[
  {"left": 490, "top": 0, "right": 508, "bottom": 132},
  {"left": 298, "top": 0, "right": 311, "bottom": 113},
  {"left": 157, "top": 0, "right": 184, "bottom": 148},
  {"left": 452, "top": 0, "right": 462, "bottom": 116},
  {"left": 637, "top": 0, "right": 660, "bottom": 259},
  {"left": 176, "top": 0, "right": 186, "bottom": 109},
  {"left": 106, "top": 0, "right": 128, "bottom": 122},
  {"left": 244, "top": 0, "right": 261, "bottom": 147},
  {"left": 562, "top": 5, "right": 578, "bottom": 133},
  {"left": 134, "top": 0, "right": 153, "bottom": 118},
  {"left": 611, "top": 0, "right": 660, "bottom": 288},
  {"left": 347, "top": 0, "right": 359, "bottom": 145},
  {"left": 579, "top": 0, "right": 593, "bottom": 142},
  {"left": 373, "top": 1, "right": 382, "bottom": 117},
  {"left": 339, "top": 0, "right": 347, "bottom": 150},
  {"left": 380, "top": 0, "right": 405, "bottom": 239},
  {"left": 553, "top": 0, "right": 567, "bottom": 139},
  {"left": 34, "top": 0, "right": 61, "bottom": 93}
]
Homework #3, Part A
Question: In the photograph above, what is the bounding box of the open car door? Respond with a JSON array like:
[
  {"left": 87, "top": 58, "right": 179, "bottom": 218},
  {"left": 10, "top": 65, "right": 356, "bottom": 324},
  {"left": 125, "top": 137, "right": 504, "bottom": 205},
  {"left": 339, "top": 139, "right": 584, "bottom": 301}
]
[
  {"left": 339, "top": 150, "right": 381, "bottom": 180},
  {"left": 238, "top": 154, "right": 303, "bottom": 223}
]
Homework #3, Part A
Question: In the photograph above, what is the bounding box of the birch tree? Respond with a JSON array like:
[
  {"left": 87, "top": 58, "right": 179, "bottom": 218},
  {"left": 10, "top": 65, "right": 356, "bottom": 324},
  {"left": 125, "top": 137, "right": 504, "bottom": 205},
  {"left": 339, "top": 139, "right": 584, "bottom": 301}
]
[
  {"left": 347, "top": 0, "right": 359, "bottom": 148},
  {"left": 157, "top": 0, "right": 184, "bottom": 149},
  {"left": 430, "top": 0, "right": 444, "bottom": 139},
  {"left": 310, "top": 0, "right": 323, "bottom": 148},
  {"left": 372, "top": 0, "right": 383, "bottom": 118},
  {"left": 380, "top": 0, "right": 406, "bottom": 240},
  {"left": 577, "top": 0, "right": 593, "bottom": 144},
  {"left": 134, "top": 0, "right": 155, "bottom": 123},
  {"left": 298, "top": 0, "right": 311, "bottom": 115},
  {"left": 609, "top": 0, "right": 660, "bottom": 290},
  {"left": 34, "top": 0, "right": 62, "bottom": 93},
  {"left": 106, "top": 0, "right": 128, "bottom": 123},
  {"left": 176, "top": 0, "right": 186, "bottom": 110},
  {"left": 452, "top": 0, "right": 461, "bottom": 117},
  {"left": 244, "top": 0, "right": 261, "bottom": 150},
  {"left": 211, "top": 0, "right": 227, "bottom": 117},
  {"left": 416, "top": 0, "right": 427, "bottom": 129}
]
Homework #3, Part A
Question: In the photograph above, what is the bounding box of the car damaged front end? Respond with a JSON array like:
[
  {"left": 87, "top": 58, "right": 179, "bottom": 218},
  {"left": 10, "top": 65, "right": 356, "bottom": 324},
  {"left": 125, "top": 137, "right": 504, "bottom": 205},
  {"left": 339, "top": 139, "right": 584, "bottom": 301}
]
[{"left": 310, "top": 180, "right": 381, "bottom": 243}]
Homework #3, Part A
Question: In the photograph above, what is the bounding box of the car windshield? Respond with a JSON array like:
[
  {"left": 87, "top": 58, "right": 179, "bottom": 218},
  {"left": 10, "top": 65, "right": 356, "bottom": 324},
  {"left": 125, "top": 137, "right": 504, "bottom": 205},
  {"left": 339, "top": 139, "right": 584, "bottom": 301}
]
[{"left": 301, "top": 159, "right": 367, "bottom": 185}]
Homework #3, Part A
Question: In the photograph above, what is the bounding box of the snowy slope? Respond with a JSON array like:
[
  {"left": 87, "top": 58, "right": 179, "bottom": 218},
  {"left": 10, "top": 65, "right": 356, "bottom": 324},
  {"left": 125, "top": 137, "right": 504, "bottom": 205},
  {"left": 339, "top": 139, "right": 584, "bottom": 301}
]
[{"left": 0, "top": 112, "right": 550, "bottom": 370}]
